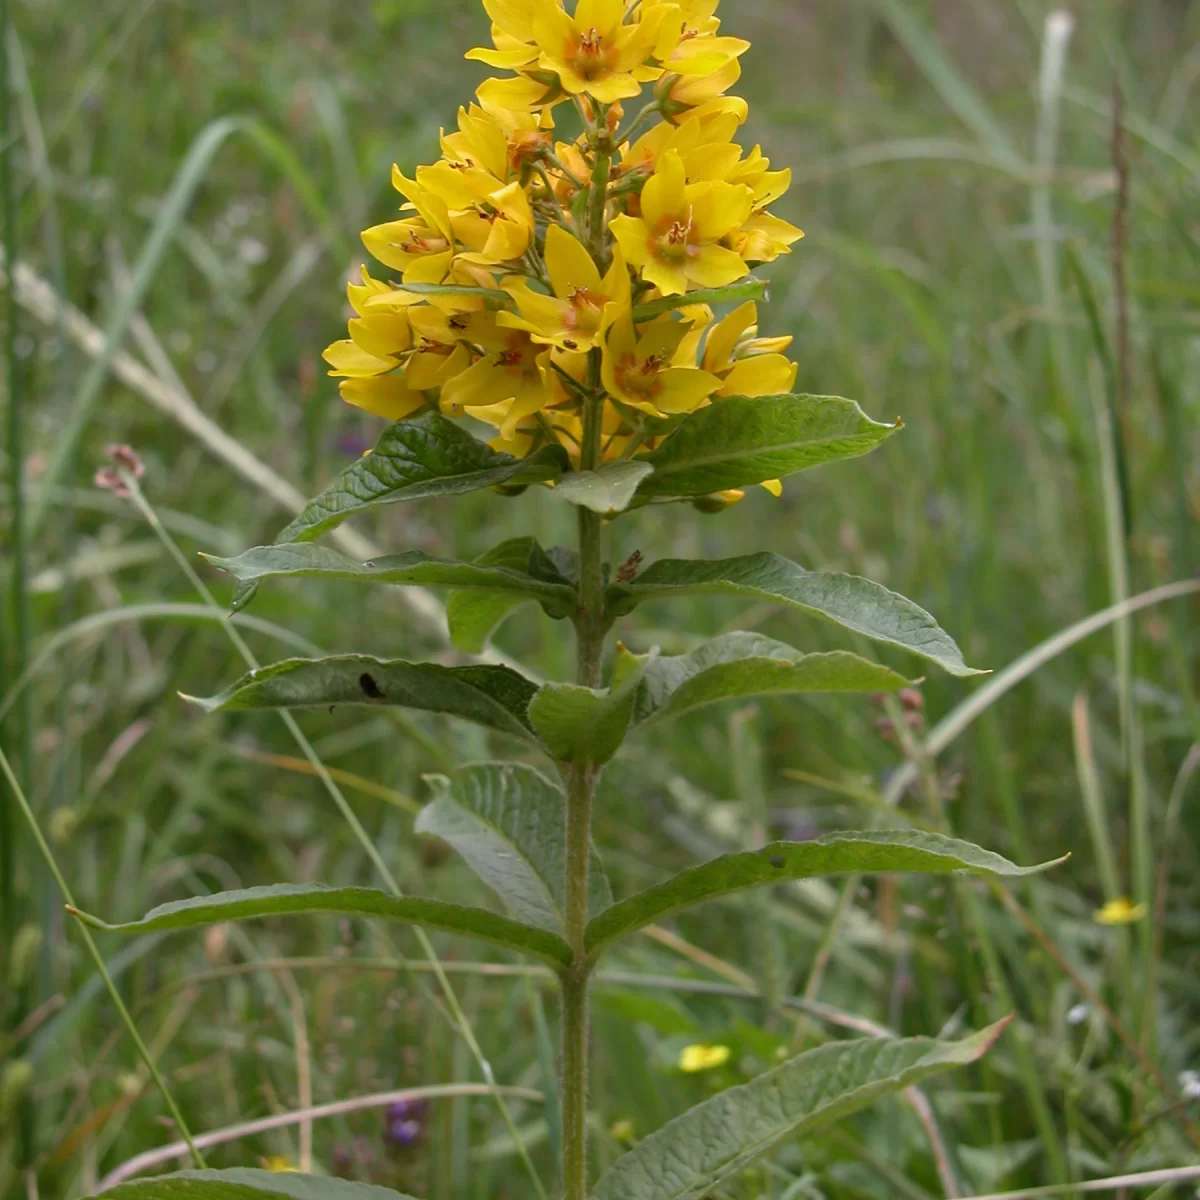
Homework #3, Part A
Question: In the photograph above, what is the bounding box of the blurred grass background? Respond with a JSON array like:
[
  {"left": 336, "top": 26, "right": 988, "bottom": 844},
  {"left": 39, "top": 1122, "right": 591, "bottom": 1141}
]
[{"left": 1, "top": 0, "right": 1199, "bottom": 1196}]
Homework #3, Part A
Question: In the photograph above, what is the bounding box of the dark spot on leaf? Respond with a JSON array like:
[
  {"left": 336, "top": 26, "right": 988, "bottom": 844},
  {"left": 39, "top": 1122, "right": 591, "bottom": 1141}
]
[
  {"left": 359, "top": 673, "right": 384, "bottom": 700},
  {"left": 769, "top": 855, "right": 786, "bottom": 869},
  {"left": 363, "top": 561, "right": 376, "bottom": 569}
]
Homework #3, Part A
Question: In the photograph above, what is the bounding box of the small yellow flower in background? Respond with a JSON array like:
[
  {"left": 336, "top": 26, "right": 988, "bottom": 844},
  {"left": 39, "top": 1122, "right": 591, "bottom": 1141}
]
[
  {"left": 1094, "top": 897, "right": 1147, "bottom": 926},
  {"left": 262, "top": 1157, "right": 297, "bottom": 1173},
  {"left": 679, "top": 1043, "right": 731, "bottom": 1073},
  {"left": 610, "top": 1117, "right": 636, "bottom": 1144}
]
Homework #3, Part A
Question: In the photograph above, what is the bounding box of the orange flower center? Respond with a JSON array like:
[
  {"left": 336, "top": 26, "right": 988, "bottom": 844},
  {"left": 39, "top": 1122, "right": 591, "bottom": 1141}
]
[
  {"left": 615, "top": 352, "right": 664, "bottom": 401},
  {"left": 649, "top": 215, "right": 693, "bottom": 262},
  {"left": 569, "top": 27, "right": 617, "bottom": 79}
]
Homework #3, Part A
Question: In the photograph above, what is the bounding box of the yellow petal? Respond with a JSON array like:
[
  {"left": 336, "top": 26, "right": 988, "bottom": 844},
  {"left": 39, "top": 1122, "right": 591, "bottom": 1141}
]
[
  {"left": 703, "top": 301, "right": 757, "bottom": 373},
  {"left": 719, "top": 354, "right": 797, "bottom": 398},
  {"left": 609, "top": 214, "right": 650, "bottom": 270},
  {"left": 654, "top": 367, "right": 722, "bottom": 413},
  {"left": 685, "top": 243, "right": 749, "bottom": 289},
  {"left": 678, "top": 1044, "right": 731, "bottom": 1073},
  {"left": 759, "top": 479, "right": 783, "bottom": 497},
  {"left": 347, "top": 266, "right": 392, "bottom": 316},
  {"left": 641, "top": 150, "right": 687, "bottom": 228},
  {"left": 641, "top": 256, "right": 690, "bottom": 297},
  {"left": 545, "top": 224, "right": 602, "bottom": 298},
  {"left": 483, "top": 0, "right": 540, "bottom": 41},
  {"left": 1094, "top": 898, "right": 1147, "bottom": 926},
  {"left": 349, "top": 312, "right": 413, "bottom": 360},
  {"left": 466, "top": 44, "right": 539, "bottom": 69},
  {"left": 339, "top": 375, "right": 428, "bottom": 422},
  {"left": 668, "top": 34, "right": 751, "bottom": 76},
  {"left": 689, "top": 180, "right": 753, "bottom": 241},
  {"left": 404, "top": 249, "right": 455, "bottom": 285},
  {"left": 322, "top": 339, "right": 398, "bottom": 378}
]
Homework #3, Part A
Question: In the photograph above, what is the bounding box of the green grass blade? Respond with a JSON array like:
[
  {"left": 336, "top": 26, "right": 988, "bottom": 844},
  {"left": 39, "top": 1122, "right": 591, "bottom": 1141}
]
[
  {"left": 26, "top": 114, "right": 349, "bottom": 536},
  {"left": 870, "top": 0, "right": 1023, "bottom": 169}
]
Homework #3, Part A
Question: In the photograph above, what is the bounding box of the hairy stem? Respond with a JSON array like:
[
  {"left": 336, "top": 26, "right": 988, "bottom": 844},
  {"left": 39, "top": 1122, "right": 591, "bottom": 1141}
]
[
  {"left": 559, "top": 129, "right": 615, "bottom": 1200},
  {"left": 561, "top": 760, "right": 597, "bottom": 1200}
]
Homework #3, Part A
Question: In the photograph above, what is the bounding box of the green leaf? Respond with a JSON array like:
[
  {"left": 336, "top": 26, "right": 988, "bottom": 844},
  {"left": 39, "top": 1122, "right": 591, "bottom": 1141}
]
[
  {"left": 590, "top": 1020, "right": 1011, "bottom": 1200},
  {"left": 183, "top": 655, "right": 538, "bottom": 742},
  {"left": 393, "top": 281, "right": 514, "bottom": 304},
  {"left": 446, "top": 537, "right": 575, "bottom": 654},
  {"left": 73, "top": 884, "right": 572, "bottom": 969},
  {"left": 551, "top": 461, "right": 655, "bottom": 515},
  {"left": 631, "top": 278, "right": 768, "bottom": 323},
  {"left": 98, "top": 1171, "right": 418, "bottom": 1200},
  {"left": 616, "top": 634, "right": 908, "bottom": 729},
  {"left": 585, "top": 830, "right": 1064, "bottom": 960},
  {"left": 274, "top": 414, "right": 569, "bottom": 544},
  {"left": 607, "top": 552, "right": 982, "bottom": 677},
  {"left": 528, "top": 655, "right": 653, "bottom": 765},
  {"left": 634, "top": 394, "right": 899, "bottom": 498},
  {"left": 203, "top": 543, "right": 575, "bottom": 612},
  {"left": 416, "top": 762, "right": 612, "bottom": 934}
]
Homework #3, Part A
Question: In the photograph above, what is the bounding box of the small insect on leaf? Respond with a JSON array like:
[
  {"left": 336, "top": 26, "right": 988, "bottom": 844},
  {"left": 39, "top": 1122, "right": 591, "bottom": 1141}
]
[
  {"left": 769, "top": 855, "right": 786, "bottom": 868},
  {"left": 359, "top": 673, "right": 385, "bottom": 700}
]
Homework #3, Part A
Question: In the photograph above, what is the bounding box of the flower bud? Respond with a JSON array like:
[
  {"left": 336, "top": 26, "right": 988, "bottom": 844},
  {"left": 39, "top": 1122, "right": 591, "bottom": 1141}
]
[{"left": 8, "top": 923, "right": 43, "bottom": 989}]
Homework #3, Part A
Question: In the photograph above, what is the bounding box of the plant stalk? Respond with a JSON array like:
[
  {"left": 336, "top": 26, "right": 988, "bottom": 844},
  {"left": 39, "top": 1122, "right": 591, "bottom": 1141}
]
[
  {"left": 561, "top": 386, "right": 606, "bottom": 1200},
  {"left": 561, "top": 123, "right": 615, "bottom": 1200}
]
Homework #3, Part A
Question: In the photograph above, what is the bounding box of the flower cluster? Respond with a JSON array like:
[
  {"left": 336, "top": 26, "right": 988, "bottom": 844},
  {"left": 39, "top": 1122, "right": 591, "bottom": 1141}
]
[{"left": 324, "top": 0, "right": 803, "bottom": 495}]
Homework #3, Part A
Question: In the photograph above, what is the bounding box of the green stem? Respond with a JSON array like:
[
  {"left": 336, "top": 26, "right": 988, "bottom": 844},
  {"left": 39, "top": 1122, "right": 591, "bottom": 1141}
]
[
  {"left": 561, "top": 391, "right": 606, "bottom": 1200},
  {"left": 559, "top": 128, "right": 615, "bottom": 1200},
  {"left": 561, "top": 760, "right": 596, "bottom": 1200}
]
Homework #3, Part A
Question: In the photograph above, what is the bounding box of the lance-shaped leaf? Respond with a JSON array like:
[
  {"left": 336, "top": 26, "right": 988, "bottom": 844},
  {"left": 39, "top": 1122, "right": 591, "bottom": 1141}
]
[
  {"left": 274, "top": 414, "right": 569, "bottom": 545},
  {"left": 607, "top": 552, "right": 982, "bottom": 677},
  {"left": 616, "top": 634, "right": 908, "bottom": 729},
  {"left": 447, "top": 537, "right": 576, "bottom": 654},
  {"left": 528, "top": 654, "right": 654, "bottom": 765},
  {"left": 633, "top": 394, "right": 899, "bottom": 498},
  {"left": 99, "top": 1170, "right": 419, "bottom": 1200},
  {"left": 416, "top": 762, "right": 612, "bottom": 934},
  {"left": 184, "top": 655, "right": 538, "bottom": 742},
  {"left": 203, "top": 544, "right": 576, "bottom": 615},
  {"left": 72, "top": 883, "right": 572, "bottom": 969},
  {"left": 585, "top": 830, "right": 1063, "bottom": 960},
  {"left": 551, "top": 461, "right": 654, "bottom": 515},
  {"left": 590, "top": 1019, "right": 1011, "bottom": 1200}
]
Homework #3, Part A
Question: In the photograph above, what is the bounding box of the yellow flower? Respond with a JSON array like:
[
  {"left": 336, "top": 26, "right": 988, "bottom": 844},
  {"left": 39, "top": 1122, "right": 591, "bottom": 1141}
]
[
  {"left": 499, "top": 225, "right": 629, "bottom": 351},
  {"left": 440, "top": 321, "right": 554, "bottom": 437},
  {"left": 679, "top": 1043, "right": 731, "bottom": 1073},
  {"left": 475, "top": 0, "right": 676, "bottom": 106},
  {"left": 610, "top": 1118, "right": 636, "bottom": 1143},
  {"left": 405, "top": 306, "right": 479, "bottom": 390},
  {"left": 610, "top": 150, "right": 751, "bottom": 295},
  {"left": 263, "top": 1157, "right": 297, "bottom": 1173},
  {"left": 658, "top": 59, "right": 747, "bottom": 125},
  {"left": 702, "top": 302, "right": 797, "bottom": 397},
  {"left": 441, "top": 102, "right": 554, "bottom": 179},
  {"left": 476, "top": 71, "right": 567, "bottom": 114},
  {"left": 1094, "top": 897, "right": 1147, "bottom": 926},
  {"left": 361, "top": 168, "right": 456, "bottom": 284},
  {"left": 600, "top": 295, "right": 721, "bottom": 417}
]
